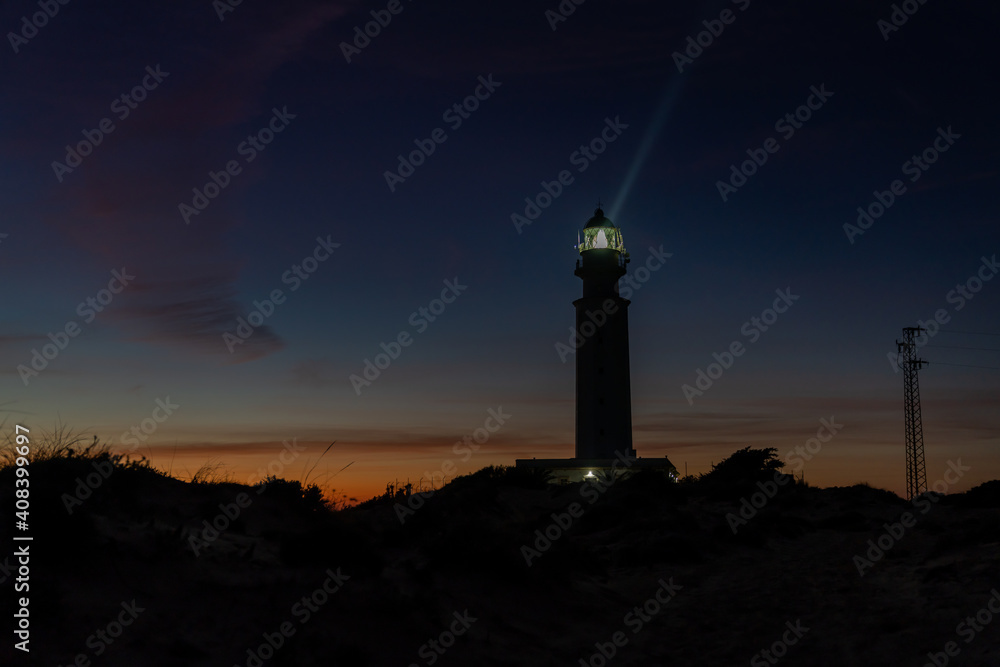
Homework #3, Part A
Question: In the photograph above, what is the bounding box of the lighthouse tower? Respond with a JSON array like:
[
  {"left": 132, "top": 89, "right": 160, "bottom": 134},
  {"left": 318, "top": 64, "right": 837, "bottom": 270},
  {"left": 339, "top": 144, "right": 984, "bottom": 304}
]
[
  {"left": 573, "top": 207, "right": 635, "bottom": 460},
  {"left": 514, "top": 206, "right": 675, "bottom": 484}
]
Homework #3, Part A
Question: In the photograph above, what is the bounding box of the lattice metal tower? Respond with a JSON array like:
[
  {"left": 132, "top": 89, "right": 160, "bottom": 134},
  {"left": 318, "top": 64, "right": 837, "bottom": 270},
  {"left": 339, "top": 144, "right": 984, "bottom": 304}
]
[{"left": 897, "top": 327, "right": 928, "bottom": 499}]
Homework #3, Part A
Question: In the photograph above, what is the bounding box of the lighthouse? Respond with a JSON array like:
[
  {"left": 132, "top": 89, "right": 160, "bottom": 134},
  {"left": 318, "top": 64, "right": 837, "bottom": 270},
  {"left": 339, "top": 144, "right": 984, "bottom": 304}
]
[
  {"left": 573, "top": 207, "right": 635, "bottom": 460},
  {"left": 515, "top": 206, "right": 674, "bottom": 483}
]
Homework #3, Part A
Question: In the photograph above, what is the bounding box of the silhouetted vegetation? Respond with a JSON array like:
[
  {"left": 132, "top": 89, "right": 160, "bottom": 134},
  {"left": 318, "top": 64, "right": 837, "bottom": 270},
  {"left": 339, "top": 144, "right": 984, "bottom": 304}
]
[
  {"left": 0, "top": 423, "right": 163, "bottom": 476},
  {"left": 698, "top": 445, "right": 785, "bottom": 482},
  {"left": 952, "top": 479, "right": 1000, "bottom": 507},
  {"left": 257, "top": 475, "right": 330, "bottom": 513},
  {"left": 446, "top": 464, "right": 554, "bottom": 491},
  {"left": 688, "top": 446, "right": 793, "bottom": 499},
  {"left": 5, "top": 431, "right": 1000, "bottom": 667}
]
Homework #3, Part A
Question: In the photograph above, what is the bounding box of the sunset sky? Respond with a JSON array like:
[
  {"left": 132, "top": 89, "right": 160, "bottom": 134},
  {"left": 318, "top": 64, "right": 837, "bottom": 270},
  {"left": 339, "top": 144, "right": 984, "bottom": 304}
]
[{"left": 2, "top": 0, "right": 998, "bottom": 501}]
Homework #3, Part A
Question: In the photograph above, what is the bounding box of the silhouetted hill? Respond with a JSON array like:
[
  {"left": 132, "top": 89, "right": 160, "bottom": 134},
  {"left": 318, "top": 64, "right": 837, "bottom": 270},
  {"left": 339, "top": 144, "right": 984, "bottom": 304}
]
[{"left": 3, "top": 456, "right": 999, "bottom": 666}]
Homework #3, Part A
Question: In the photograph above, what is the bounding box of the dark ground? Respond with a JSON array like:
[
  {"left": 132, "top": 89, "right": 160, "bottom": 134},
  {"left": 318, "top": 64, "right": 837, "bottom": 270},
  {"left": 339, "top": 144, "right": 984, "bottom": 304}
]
[{"left": 2, "top": 457, "right": 1000, "bottom": 667}]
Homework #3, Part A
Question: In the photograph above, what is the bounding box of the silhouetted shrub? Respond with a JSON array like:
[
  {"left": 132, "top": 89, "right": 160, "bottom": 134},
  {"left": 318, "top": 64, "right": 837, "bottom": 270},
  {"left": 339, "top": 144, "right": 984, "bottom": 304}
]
[
  {"left": 692, "top": 446, "right": 791, "bottom": 499},
  {"left": 257, "top": 475, "right": 330, "bottom": 513},
  {"left": 952, "top": 480, "right": 1000, "bottom": 507},
  {"left": 702, "top": 446, "right": 784, "bottom": 480}
]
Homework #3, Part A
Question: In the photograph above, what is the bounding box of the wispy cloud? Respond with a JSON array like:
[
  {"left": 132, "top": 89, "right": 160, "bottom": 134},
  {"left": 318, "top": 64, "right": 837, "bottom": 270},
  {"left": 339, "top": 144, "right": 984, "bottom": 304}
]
[{"left": 2, "top": 0, "right": 352, "bottom": 363}]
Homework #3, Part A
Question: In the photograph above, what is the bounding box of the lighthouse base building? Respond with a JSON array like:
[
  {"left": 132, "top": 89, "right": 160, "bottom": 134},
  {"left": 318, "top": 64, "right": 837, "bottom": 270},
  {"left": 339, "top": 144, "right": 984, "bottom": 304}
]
[{"left": 516, "top": 207, "right": 676, "bottom": 484}]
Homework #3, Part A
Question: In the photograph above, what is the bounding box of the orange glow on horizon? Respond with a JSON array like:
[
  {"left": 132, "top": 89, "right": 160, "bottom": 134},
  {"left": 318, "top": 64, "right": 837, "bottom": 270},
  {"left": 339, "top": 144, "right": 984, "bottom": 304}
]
[{"left": 128, "top": 432, "right": 991, "bottom": 504}]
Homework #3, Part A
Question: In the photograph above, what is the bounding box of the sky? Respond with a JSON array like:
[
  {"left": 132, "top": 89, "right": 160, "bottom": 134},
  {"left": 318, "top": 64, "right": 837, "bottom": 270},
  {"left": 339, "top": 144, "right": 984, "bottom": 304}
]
[{"left": 1, "top": 0, "right": 998, "bottom": 501}]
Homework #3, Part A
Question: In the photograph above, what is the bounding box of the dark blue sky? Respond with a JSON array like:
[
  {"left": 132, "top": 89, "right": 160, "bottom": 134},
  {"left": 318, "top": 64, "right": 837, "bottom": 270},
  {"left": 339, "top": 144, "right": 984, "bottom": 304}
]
[{"left": 2, "top": 0, "right": 998, "bottom": 497}]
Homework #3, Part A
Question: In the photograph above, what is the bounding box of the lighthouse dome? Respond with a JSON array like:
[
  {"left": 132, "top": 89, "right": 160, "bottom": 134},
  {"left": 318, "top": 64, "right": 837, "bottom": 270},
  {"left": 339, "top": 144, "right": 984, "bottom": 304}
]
[{"left": 584, "top": 207, "right": 616, "bottom": 229}]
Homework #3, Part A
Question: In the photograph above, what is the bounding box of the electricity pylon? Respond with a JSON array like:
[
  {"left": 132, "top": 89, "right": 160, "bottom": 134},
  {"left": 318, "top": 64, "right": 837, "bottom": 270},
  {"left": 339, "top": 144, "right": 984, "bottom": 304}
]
[{"left": 897, "top": 327, "right": 928, "bottom": 499}]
